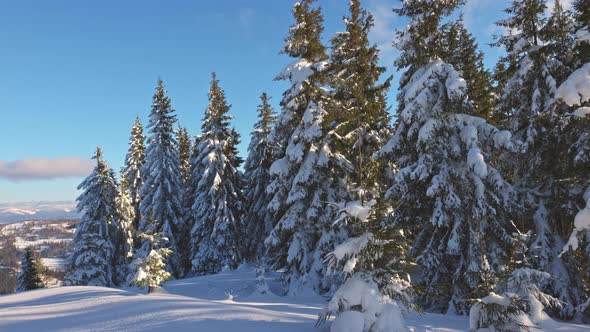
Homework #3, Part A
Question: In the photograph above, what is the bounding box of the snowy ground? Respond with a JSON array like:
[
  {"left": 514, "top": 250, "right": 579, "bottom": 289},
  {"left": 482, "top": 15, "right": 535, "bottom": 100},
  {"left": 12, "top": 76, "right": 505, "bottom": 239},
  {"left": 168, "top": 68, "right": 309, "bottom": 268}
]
[
  {"left": 40, "top": 258, "right": 67, "bottom": 272},
  {"left": 0, "top": 268, "right": 589, "bottom": 331}
]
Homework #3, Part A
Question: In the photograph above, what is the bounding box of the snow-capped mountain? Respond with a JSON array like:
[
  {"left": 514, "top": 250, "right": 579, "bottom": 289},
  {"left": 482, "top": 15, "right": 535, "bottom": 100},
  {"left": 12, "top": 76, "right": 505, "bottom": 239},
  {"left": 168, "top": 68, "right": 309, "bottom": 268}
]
[{"left": 0, "top": 201, "right": 80, "bottom": 223}]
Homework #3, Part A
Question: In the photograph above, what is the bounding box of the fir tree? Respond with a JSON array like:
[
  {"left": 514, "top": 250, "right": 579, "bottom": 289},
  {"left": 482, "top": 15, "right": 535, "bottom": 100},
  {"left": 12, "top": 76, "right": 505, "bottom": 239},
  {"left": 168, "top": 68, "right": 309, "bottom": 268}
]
[
  {"left": 130, "top": 217, "right": 173, "bottom": 293},
  {"left": 494, "top": 0, "right": 585, "bottom": 318},
  {"left": 554, "top": 56, "right": 590, "bottom": 318},
  {"left": 122, "top": 117, "right": 146, "bottom": 236},
  {"left": 186, "top": 73, "right": 244, "bottom": 275},
  {"left": 385, "top": 0, "right": 521, "bottom": 314},
  {"left": 393, "top": 0, "right": 463, "bottom": 81},
  {"left": 138, "top": 79, "right": 184, "bottom": 278},
  {"left": 541, "top": 0, "right": 575, "bottom": 83},
  {"left": 114, "top": 170, "right": 135, "bottom": 285},
  {"left": 16, "top": 248, "right": 44, "bottom": 292},
  {"left": 319, "top": 4, "right": 414, "bottom": 328},
  {"left": 265, "top": 0, "right": 348, "bottom": 295},
  {"left": 572, "top": 0, "right": 590, "bottom": 65},
  {"left": 319, "top": 200, "right": 414, "bottom": 332},
  {"left": 177, "top": 126, "right": 191, "bottom": 184},
  {"left": 328, "top": 0, "right": 392, "bottom": 204},
  {"left": 493, "top": 0, "right": 551, "bottom": 139},
  {"left": 64, "top": 147, "right": 118, "bottom": 287},
  {"left": 444, "top": 19, "right": 495, "bottom": 121},
  {"left": 243, "top": 92, "right": 277, "bottom": 262}
]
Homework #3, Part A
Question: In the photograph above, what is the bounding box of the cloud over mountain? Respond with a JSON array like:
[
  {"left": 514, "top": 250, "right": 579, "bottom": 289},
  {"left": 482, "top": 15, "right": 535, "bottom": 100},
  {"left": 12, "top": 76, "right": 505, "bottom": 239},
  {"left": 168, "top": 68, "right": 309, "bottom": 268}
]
[{"left": 0, "top": 157, "right": 93, "bottom": 181}]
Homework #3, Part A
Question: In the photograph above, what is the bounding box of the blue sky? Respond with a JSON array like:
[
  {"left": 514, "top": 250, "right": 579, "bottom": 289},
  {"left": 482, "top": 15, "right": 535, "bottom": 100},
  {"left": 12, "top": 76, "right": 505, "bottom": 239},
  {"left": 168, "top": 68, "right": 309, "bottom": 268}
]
[{"left": 0, "top": 0, "right": 527, "bottom": 202}]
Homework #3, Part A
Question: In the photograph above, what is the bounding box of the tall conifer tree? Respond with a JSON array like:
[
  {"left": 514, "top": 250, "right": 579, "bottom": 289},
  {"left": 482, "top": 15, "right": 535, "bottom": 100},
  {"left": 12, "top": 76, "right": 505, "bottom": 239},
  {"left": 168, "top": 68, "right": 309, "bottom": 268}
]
[
  {"left": 65, "top": 147, "right": 118, "bottom": 287},
  {"left": 138, "top": 80, "right": 184, "bottom": 278},
  {"left": 122, "top": 117, "right": 146, "bottom": 236},
  {"left": 494, "top": 1, "right": 584, "bottom": 317},
  {"left": 265, "top": 0, "right": 348, "bottom": 295},
  {"left": 16, "top": 248, "right": 44, "bottom": 292},
  {"left": 186, "top": 73, "right": 244, "bottom": 275},
  {"left": 444, "top": 19, "right": 495, "bottom": 121},
  {"left": 328, "top": 0, "right": 392, "bottom": 204},
  {"left": 177, "top": 126, "right": 191, "bottom": 184},
  {"left": 243, "top": 92, "right": 277, "bottom": 261},
  {"left": 384, "top": 0, "right": 521, "bottom": 314}
]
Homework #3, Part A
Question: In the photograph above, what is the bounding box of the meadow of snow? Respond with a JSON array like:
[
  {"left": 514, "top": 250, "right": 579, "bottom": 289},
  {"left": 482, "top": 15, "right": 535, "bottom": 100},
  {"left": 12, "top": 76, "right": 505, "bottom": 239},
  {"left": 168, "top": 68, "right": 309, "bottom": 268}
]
[{"left": 1, "top": 267, "right": 589, "bottom": 332}]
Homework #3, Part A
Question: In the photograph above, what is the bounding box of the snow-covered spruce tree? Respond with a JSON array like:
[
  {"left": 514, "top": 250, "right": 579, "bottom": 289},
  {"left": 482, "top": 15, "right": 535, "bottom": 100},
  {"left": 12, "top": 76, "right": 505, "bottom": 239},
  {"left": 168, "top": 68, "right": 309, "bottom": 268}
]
[
  {"left": 384, "top": 0, "right": 522, "bottom": 314},
  {"left": 107, "top": 165, "right": 133, "bottom": 286},
  {"left": 185, "top": 73, "right": 244, "bottom": 275},
  {"left": 114, "top": 170, "right": 135, "bottom": 285},
  {"left": 327, "top": 0, "right": 392, "bottom": 204},
  {"left": 122, "top": 117, "right": 146, "bottom": 238},
  {"left": 177, "top": 126, "right": 191, "bottom": 184},
  {"left": 469, "top": 292, "right": 530, "bottom": 331},
  {"left": 65, "top": 147, "right": 118, "bottom": 287},
  {"left": 319, "top": 200, "right": 414, "bottom": 332},
  {"left": 242, "top": 92, "right": 277, "bottom": 262},
  {"left": 16, "top": 248, "right": 44, "bottom": 292},
  {"left": 265, "top": 0, "right": 348, "bottom": 295},
  {"left": 493, "top": 0, "right": 556, "bottom": 142},
  {"left": 557, "top": 57, "right": 590, "bottom": 318},
  {"left": 493, "top": 1, "right": 587, "bottom": 318},
  {"left": 138, "top": 79, "right": 184, "bottom": 278},
  {"left": 470, "top": 229, "right": 565, "bottom": 330},
  {"left": 541, "top": 0, "right": 575, "bottom": 80},
  {"left": 443, "top": 18, "right": 495, "bottom": 122},
  {"left": 572, "top": 0, "right": 590, "bottom": 66},
  {"left": 130, "top": 217, "right": 172, "bottom": 293}
]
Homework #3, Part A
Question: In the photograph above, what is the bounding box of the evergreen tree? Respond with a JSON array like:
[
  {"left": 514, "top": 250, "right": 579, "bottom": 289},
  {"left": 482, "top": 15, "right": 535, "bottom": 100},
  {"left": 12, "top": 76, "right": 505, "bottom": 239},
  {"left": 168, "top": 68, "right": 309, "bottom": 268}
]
[
  {"left": 265, "top": 0, "right": 348, "bottom": 295},
  {"left": 64, "top": 147, "right": 118, "bottom": 287},
  {"left": 243, "top": 92, "right": 277, "bottom": 261},
  {"left": 493, "top": 0, "right": 551, "bottom": 139},
  {"left": 177, "top": 126, "right": 191, "bottom": 184},
  {"left": 385, "top": 0, "right": 521, "bottom": 314},
  {"left": 186, "top": 73, "right": 244, "bottom": 275},
  {"left": 319, "top": 4, "right": 414, "bottom": 328},
  {"left": 555, "top": 57, "right": 590, "bottom": 318},
  {"left": 319, "top": 200, "right": 414, "bottom": 331},
  {"left": 138, "top": 79, "right": 184, "bottom": 278},
  {"left": 122, "top": 117, "right": 146, "bottom": 236},
  {"left": 541, "top": 0, "right": 575, "bottom": 82},
  {"left": 114, "top": 170, "right": 135, "bottom": 285},
  {"left": 130, "top": 217, "right": 173, "bottom": 293},
  {"left": 444, "top": 19, "right": 495, "bottom": 121},
  {"left": 16, "top": 248, "right": 44, "bottom": 292},
  {"left": 572, "top": 0, "right": 590, "bottom": 65},
  {"left": 494, "top": 0, "right": 585, "bottom": 318},
  {"left": 328, "top": 0, "right": 392, "bottom": 204}
]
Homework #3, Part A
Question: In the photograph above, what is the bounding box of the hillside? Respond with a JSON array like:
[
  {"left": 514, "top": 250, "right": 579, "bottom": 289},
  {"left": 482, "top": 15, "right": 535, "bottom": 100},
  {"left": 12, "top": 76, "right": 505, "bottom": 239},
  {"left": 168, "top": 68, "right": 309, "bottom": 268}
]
[
  {"left": 0, "top": 219, "right": 78, "bottom": 293},
  {"left": 0, "top": 268, "right": 589, "bottom": 332}
]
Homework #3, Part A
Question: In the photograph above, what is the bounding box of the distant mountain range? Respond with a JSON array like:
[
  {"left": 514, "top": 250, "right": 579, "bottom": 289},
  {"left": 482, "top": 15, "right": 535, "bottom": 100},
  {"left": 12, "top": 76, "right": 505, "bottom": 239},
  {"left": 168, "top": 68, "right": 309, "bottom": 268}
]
[{"left": 0, "top": 201, "right": 80, "bottom": 223}]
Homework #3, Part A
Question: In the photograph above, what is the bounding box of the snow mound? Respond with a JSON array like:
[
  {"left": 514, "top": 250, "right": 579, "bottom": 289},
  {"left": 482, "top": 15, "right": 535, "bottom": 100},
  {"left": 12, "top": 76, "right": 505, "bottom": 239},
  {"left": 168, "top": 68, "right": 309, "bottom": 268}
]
[{"left": 556, "top": 63, "right": 590, "bottom": 106}]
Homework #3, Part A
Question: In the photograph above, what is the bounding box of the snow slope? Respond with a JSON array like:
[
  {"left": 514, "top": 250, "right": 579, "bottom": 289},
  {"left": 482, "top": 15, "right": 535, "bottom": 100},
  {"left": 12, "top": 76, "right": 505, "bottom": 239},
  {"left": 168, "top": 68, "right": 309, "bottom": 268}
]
[{"left": 0, "top": 268, "right": 588, "bottom": 331}]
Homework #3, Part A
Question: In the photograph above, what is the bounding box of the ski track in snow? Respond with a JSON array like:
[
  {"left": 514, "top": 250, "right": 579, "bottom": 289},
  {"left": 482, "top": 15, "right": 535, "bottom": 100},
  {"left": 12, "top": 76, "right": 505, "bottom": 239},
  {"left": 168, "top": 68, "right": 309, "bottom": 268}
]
[{"left": 0, "top": 269, "right": 589, "bottom": 332}]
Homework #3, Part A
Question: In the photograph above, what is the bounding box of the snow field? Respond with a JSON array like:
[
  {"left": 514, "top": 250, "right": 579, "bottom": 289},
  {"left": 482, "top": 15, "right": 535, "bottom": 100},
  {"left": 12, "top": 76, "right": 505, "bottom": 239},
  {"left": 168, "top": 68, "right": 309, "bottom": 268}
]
[{"left": 1, "top": 268, "right": 589, "bottom": 332}]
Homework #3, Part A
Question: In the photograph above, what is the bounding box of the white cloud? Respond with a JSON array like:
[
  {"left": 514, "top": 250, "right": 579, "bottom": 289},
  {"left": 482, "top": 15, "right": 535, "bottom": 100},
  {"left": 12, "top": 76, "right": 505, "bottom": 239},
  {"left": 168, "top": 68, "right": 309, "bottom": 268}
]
[{"left": 0, "top": 157, "right": 94, "bottom": 182}]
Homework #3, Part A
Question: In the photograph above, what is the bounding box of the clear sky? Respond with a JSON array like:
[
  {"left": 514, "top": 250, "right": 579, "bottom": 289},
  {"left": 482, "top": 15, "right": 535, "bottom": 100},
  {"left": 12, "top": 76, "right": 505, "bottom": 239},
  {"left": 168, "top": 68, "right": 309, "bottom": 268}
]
[{"left": 0, "top": 0, "right": 544, "bottom": 203}]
